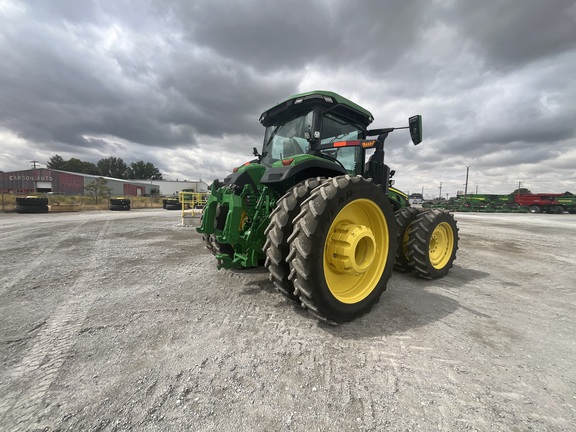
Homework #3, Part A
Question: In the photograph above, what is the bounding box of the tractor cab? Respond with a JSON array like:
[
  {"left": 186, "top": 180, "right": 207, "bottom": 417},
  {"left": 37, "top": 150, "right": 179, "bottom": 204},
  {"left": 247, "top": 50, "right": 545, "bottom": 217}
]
[{"left": 257, "top": 90, "right": 421, "bottom": 193}]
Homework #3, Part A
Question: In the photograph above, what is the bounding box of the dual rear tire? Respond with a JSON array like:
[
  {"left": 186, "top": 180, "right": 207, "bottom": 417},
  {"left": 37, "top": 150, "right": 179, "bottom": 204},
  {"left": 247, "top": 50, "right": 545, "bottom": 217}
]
[
  {"left": 265, "top": 175, "right": 397, "bottom": 323},
  {"left": 263, "top": 177, "right": 460, "bottom": 323},
  {"left": 263, "top": 177, "right": 324, "bottom": 303}
]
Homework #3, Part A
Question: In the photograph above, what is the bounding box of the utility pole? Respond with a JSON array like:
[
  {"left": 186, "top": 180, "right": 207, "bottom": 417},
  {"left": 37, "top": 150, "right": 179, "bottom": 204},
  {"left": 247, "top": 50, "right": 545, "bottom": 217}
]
[
  {"left": 439, "top": 182, "right": 443, "bottom": 199},
  {"left": 30, "top": 160, "right": 39, "bottom": 169},
  {"left": 518, "top": 180, "right": 522, "bottom": 194},
  {"left": 476, "top": 185, "right": 478, "bottom": 194},
  {"left": 464, "top": 166, "right": 469, "bottom": 203}
]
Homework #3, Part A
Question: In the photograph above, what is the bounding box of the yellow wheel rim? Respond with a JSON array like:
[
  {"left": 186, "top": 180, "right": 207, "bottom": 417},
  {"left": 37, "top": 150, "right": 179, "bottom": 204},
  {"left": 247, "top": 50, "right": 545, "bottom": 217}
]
[
  {"left": 323, "top": 199, "right": 389, "bottom": 304},
  {"left": 402, "top": 229, "right": 410, "bottom": 257},
  {"left": 429, "top": 222, "right": 454, "bottom": 269}
]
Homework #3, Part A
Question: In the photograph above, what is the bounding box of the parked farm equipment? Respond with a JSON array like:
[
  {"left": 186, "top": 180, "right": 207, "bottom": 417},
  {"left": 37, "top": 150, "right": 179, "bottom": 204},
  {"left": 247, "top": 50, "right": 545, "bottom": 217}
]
[
  {"left": 427, "top": 192, "right": 575, "bottom": 214},
  {"left": 197, "top": 91, "right": 458, "bottom": 323},
  {"left": 515, "top": 193, "right": 574, "bottom": 214}
]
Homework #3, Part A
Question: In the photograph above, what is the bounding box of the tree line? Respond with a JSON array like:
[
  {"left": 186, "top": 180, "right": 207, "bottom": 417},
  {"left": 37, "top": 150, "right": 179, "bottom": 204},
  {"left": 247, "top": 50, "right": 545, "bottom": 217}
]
[{"left": 46, "top": 155, "right": 163, "bottom": 180}]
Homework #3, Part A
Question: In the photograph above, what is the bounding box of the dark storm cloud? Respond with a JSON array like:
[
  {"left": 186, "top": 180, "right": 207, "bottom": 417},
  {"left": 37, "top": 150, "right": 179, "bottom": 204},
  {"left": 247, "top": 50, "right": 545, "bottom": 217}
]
[
  {"left": 0, "top": 0, "right": 575, "bottom": 195},
  {"left": 446, "top": 0, "right": 576, "bottom": 70},
  {"left": 164, "top": 1, "right": 426, "bottom": 73}
]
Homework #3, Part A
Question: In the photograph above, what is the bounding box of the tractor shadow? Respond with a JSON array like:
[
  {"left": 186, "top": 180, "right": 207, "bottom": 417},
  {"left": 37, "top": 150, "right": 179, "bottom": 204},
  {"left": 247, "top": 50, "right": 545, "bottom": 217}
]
[{"left": 319, "top": 265, "right": 491, "bottom": 339}]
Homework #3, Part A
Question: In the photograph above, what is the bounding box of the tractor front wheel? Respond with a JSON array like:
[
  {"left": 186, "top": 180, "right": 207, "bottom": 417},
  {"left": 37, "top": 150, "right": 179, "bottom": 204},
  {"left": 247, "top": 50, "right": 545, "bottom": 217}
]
[
  {"left": 406, "top": 209, "right": 459, "bottom": 279},
  {"left": 288, "top": 175, "right": 397, "bottom": 323}
]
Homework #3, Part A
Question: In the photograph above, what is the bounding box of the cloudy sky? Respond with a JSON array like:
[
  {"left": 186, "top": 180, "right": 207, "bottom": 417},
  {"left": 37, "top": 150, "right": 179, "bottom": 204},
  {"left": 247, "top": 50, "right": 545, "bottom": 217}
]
[{"left": 1, "top": 0, "right": 575, "bottom": 197}]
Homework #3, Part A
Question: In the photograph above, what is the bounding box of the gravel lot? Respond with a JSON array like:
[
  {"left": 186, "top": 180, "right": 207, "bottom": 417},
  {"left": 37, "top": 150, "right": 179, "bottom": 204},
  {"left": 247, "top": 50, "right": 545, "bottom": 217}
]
[{"left": 1, "top": 209, "right": 575, "bottom": 431}]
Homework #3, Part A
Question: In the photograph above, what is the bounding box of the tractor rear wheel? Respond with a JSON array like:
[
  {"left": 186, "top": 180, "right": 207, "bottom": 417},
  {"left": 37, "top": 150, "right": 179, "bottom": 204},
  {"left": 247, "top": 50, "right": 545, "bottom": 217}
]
[
  {"left": 264, "top": 177, "right": 324, "bottom": 303},
  {"left": 288, "top": 175, "right": 397, "bottom": 323},
  {"left": 394, "top": 207, "right": 422, "bottom": 272},
  {"left": 406, "top": 209, "right": 458, "bottom": 279}
]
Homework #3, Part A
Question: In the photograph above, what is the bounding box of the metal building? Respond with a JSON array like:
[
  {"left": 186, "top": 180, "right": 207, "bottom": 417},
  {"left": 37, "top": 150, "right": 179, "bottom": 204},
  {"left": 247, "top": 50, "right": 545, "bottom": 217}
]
[
  {"left": 0, "top": 169, "right": 159, "bottom": 196},
  {"left": 148, "top": 179, "right": 209, "bottom": 196}
]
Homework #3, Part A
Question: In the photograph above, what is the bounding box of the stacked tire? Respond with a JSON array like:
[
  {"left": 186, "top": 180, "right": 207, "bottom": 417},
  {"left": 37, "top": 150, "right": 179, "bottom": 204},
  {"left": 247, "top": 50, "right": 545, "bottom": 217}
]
[
  {"left": 109, "top": 198, "right": 131, "bottom": 211},
  {"left": 16, "top": 197, "right": 49, "bottom": 214},
  {"left": 163, "top": 198, "right": 181, "bottom": 210}
]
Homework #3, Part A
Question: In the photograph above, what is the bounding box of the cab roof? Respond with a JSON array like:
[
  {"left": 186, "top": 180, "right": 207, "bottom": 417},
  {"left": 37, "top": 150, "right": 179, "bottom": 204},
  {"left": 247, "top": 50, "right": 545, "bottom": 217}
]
[{"left": 259, "top": 90, "right": 374, "bottom": 127}]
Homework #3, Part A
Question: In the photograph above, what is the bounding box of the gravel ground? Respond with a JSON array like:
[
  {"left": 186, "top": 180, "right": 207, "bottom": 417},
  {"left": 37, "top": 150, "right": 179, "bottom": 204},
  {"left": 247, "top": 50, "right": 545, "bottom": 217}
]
[{"left": 0, "top": 209, "right": 575, "bottom": 431}]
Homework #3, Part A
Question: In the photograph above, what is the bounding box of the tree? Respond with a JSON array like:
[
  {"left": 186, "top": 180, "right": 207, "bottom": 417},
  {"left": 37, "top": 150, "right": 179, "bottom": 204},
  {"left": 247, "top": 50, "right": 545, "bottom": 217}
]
[
  {"left": 126, "top": 160, "right": 163, "bottom": 180},
  {"left": 512, "top": 188, "right": 532, "bottom": 195},
  {"left": 65, "top": 158, "right": 100, "bottom": 175},
  {"left": 46, "top": 154, "right": 67, "bottom": 170},
  {"left": 84, "top": 177, "right": 112, "bottom": 204},
  {"left": 97, "top": 157, "right": 128, "bottom": 179}
]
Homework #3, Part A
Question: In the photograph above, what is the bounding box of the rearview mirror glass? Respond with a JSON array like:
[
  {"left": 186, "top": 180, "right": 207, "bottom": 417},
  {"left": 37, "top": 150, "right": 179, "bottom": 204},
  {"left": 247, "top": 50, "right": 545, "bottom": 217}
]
[{"left": 409, "top": 115, "right": 422, "bottom": 145}]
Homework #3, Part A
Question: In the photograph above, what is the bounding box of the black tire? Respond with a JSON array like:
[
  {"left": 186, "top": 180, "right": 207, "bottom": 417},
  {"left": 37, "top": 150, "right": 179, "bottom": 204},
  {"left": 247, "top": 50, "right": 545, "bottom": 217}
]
[
  {"left": 16, "top": 205, "right": 49, "bottom": 213},
  {"left": 288, "top": 175, "right": 397, "bottom": 323},
  {"left": 110, "top": 198, "right": 131, "bottom": 206},
  {"left": 16, "top": 197, "right": 48, "bottom": 206},
  {"left": 110, "top": 204, "right": 130, "bottom": 211},
  {"left": 165, "top": 204, "right": 181, "bottom": 210},
  {"left": 406, "top": 209, "right": 459, "bottom": 279},
  {"left": 264, "top": 177, "right": 325, "bottom": 303},
  {"left": 529, "top": 206, "right": 541, "bottom": 213},
  {"left": 394, "top": 207, "right": 422, "bottom": 272}
]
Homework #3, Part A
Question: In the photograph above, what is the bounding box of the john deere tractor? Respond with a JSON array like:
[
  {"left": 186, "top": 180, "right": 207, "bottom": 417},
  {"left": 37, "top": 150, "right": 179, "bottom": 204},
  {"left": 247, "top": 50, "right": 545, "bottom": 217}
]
[{"left": 197, "top": 91, "right": 458, "bottom": 323}]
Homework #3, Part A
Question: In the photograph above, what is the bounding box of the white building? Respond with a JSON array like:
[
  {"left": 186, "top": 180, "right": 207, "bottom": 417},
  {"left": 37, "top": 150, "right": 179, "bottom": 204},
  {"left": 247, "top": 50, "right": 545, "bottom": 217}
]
[{"left": 143, "top": 180, "right": 209, "bottom": 196}]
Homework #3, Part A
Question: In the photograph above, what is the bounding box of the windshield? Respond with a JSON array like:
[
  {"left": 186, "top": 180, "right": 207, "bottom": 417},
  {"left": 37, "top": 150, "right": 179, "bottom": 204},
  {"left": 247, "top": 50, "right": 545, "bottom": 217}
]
[
  {"left": 319, "top": 113, "right": 363, "bottom": 146},
  {"left": 261, "top": 111, "right": 313, "bottom": 167},
  {"left": 320, "top": 146, "right": 363, "bottom": 176}
]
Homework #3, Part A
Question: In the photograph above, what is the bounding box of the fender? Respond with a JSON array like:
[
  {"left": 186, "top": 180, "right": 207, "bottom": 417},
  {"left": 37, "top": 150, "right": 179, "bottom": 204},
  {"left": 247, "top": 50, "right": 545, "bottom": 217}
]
[{"left": 261, "top": 155, "right": 346, "bottom": 193}]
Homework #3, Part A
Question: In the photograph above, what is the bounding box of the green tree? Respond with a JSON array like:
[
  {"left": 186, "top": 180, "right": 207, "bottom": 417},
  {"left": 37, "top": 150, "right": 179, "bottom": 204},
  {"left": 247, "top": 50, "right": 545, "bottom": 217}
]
[
  {"left": 126, "top": 160, "right": 163, "bottom": 180},
  {"left": 65, "top": 158, "right": 100, "bottom": 175},
  {"left": 512, "top": 188, "right": 532, "bottom": 195},
  {"left": 97, "top": 157, "right": 128, "bottom": 179},
  {"left": 84, "top": 177, "right": 112, "bottom": 204},
  {"left": 46, "top": 154, "right": 67, "bottom": 170}
]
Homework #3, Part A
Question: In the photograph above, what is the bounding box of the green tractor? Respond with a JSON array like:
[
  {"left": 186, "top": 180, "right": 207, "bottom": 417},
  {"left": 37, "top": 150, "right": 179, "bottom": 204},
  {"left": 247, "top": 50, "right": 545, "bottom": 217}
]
[{"left": 196, "top": 91, "right": 458, "bottom": 323}]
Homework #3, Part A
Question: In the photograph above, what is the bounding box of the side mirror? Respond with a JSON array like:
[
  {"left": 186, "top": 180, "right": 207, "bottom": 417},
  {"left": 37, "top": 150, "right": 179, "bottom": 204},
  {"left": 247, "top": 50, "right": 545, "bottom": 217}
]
[{"left": 409, "top": 115, "right": 422, "bottom": 145}]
